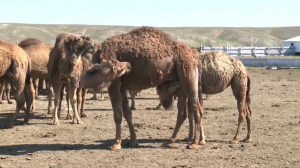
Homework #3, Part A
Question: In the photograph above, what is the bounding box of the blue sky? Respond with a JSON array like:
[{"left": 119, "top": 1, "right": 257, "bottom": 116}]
[{"left": 0, "top": 0, "right": 299, "bottom": 27}]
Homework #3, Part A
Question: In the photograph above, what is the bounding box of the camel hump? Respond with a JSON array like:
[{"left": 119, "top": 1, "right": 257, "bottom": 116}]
[{"left": 18, "top": 38, "right": 42, "bottom": 48}]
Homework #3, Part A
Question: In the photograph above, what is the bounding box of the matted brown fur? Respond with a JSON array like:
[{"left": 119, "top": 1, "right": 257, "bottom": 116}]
[
  {"left": 18, "top": 38, "right": 53, "bottom": 79},
  {"left": 0, "top": 39, "right": 34, "bottom": 127},
  {"left": 101, "top": 27, "right": 198, "bottom": 90}
]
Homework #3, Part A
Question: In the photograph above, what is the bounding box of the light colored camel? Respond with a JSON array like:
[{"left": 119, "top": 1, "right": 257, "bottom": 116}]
[
  {"left": 157, "top": 50, "right": 252, "bottom": 144},
  {"left": 0, "top": 39, "right": 34, "bottom": 128},
  {"left": 80, "top": 27, "right": 204, "bottom": 150},
  {"left": 47, "top": 33, "right": 94, "bottom": 125}
]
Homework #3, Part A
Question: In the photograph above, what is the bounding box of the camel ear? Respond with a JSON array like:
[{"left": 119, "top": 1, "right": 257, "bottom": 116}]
[{"left": 167, "top": 81, "right": 180, "bottom": 94}]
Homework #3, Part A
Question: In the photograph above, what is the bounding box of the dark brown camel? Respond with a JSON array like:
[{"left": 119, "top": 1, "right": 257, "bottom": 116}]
[
  {"left": 157, "top": 50, "right": 252, "bottom": 144},
  {"left": 80, "top": 27, "right": 204, "bottom": 150},
  {"left": 0, "top": 39, "right": 34, "bottom": 128},
  {"left": 47, "top": 33, "right": 94, "bottom": 125}
]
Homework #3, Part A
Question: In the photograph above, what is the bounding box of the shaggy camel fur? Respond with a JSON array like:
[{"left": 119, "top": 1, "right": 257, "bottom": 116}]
[
  {"left": 47, "top": 33, "right": 94, "bottom": 125},
  {"left": 18, "top": 38, "right": 53, "bottom": 111},
  {"left": 0, "top": 81, "right": 12, "bottom": 104},
  {"left": 157, "top": 51, "right": 252, "bottom": 144},
  {"left": 81, "top": 27, "right": 204, "bottom": 150},
  {"left": 0, "top": 40, "right": 34, "bottom": 128}
]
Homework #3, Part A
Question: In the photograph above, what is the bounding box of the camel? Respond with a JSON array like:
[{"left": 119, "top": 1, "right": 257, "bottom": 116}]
[
  {"left": 156, "top": 50, "right": 252, "bottom": 144},
  {"left": 0, "top": 81, "right": 12, "bottom": 104},
  {"left": 80, "top": 27, "right": 204, "bottom": 150},
  {"left": 0, "top": 39, "right": 34, "bottom": 128},
  {"left": 47, "top": 33, "right": 94, "bottom": 125},
  {"left": 18, "top": 38, "right": 53, "bottom": 111}
]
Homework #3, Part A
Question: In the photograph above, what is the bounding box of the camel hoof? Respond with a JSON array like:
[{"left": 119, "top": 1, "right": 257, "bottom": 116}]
[
  {"left": 51, "top": 120, "right": 59, "bottom": 125},
  {"left": 162, "top": 142, "right": 175, "bottom": 148},
  {"left": 242, "top": 138, "right": 252, "bottom": 143},
  {"left": 0, "top": 102, "right": 3, "bottom": 104},
  {"left": 186, "top": 143, "right": 199, "bottom": 149},
  {"left": 125, "top": 140, "right": 138, "bottom": 147},
  {"left": 230, "top": 139, "right": 239, "bottom": 144},
  {"left": 71, "top": 119, "right": 83, "bottom": 124},
  {"left": 110, "top": 143, "right": 122, "bottom": 151},
  {"left": 22, "top": 121, "right": 29, "bottom": 125},
  {"left": 80, "top": 113, "right": 87, "bottom": 118},
  {"left": 130, "top": 106, "right": 136, "bottom": 110},
  {"left": 199, "top": 140, "right": 206, "bottom": 145},
  {"left": 65, "top": 115, "right": 73, "bottom": 120},
  {"left": 90, "top": 97, "right": 98, "bottom": 100},
  {"left": 8, "top": 101, "right": 13, "bottom": 104},
  {"left": 48, "top": 109, "right": 54, "bottom": 114},
  {"left": 35, "top": 96, "right": 40, "bottom": 100}
]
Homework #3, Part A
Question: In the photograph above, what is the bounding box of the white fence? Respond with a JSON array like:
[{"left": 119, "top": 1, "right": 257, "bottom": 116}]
[
  {"left": 239, "top": 58, "right": 300, "bottom": 67},
  {"left": 199, "top": 46, "right": 296, "bottom": 56}
]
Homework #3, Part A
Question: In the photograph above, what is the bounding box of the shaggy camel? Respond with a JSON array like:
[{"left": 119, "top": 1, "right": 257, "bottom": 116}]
[
  {"left": 18, "top": 38, "right": 53, "bottom": 112},
  {"left": 156, "top": 51, "right": 252, "bottom": 144},
  {"left": 0, "top": 81, "right": 12, "bottom": 104},
  {"left": 81, "top": 27, "right": 204, "bottom": 150},
  {"left": 47, "top": 33, "right": 94, "bottom": 125},
  {"left": 0, "top": 39, "right": 34, "bottom": 127}
]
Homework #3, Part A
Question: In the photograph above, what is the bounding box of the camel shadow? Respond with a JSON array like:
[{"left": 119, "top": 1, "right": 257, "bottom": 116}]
[{"left": 0, "top": 143, "right": 109, "bottom": 156}]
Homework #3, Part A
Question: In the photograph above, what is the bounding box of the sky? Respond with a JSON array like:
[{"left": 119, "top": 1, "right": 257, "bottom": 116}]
[{"left": 0, "top": 0, "right": 299, "bottom": 27}]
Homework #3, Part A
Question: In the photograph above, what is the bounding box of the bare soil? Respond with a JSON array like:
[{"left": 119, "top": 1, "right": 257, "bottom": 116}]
[{"left": 0, "top": 68, "right": 300, "bottom": 168}]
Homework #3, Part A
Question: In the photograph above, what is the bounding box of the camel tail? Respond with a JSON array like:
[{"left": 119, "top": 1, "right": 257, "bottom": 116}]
[
  {"left": 246, "top": 76, "right": 252, "bottom": 116},
  {"left": 25, "top": 59, "right": 31, "bottom": 85}
]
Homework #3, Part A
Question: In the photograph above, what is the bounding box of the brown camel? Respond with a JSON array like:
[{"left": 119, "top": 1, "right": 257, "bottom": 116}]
[
  {"left": 55, "top": 41, "right": 101, "bottom": 118},
  {"left": 156, "top": 50, "right": 252, "bottom": 144},
  {"left": 47, "top": 33, "right": 94, "bottom": 125},
  {"left": 18, "top": 38, "right": 53, "bottom": 111},
  {"left": 0, "top": 81, "right": 12, "bottom": 104},
  {"left": 80, "top": 27, "right": 204, "bottom": 150},
  {"left": 0, "top": 39, "right": 34, "bottom": 128}
]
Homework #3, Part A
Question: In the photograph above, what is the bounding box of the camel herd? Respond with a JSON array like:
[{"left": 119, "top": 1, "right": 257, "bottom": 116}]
[{"left": 0, "top": 26, "right": 252, "bottom": 150}]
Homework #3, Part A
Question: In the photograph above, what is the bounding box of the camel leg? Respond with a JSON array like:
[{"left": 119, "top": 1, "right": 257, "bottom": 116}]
[
  {"left": 51, "top": 79, "right": 61, "bottom": 125},
  {"left": 38, "top": 79, "right": 44, "bottom": 96},
  {"left": 129, "top": 90, "right": 136, "bottom": 110},
  {"left": 108, "top": 80, "right": 124, "bottom": 150},
  {"left": 186, "top": 100, "right": 194, "bottom": 142},
  {"left": 33, "top": 78, "right": 39, "bottom": 99},
  {"left": 6, "top": 83, "right": 13, "bottom": 104},
  {"left": 67, "top": 82, "right": 82, "bottom": 124},
  {"left": 47, "top": 83, "right": 53, "bottom": 114},
  {"left": 231, "top": 79, "right": 249, "bottom": 144},
  {"left": 8, "top": 76, "right": 26, "bottom": 128},
  {"left": 243, "top": 114, "right": 252, "bottom": 143},
  {"left": 0, "top": 82, "right": 4, "bottom": 104},
  {"left": 23, "top": 78, "right": 33, "bottom": 124},
  {"left": 90, "top": 88, "right": 98, "bottom": 100},
  {"left": 58, "top": 84, "right": 64, "bottom": 119},
  {"left": 121, "top": 88, "right": 137, "bottom": 147},
  {"left": 165, "top": 91, "right": 187, "bottom": 147},
  {"left": 100, "top": 90, "right": 105, "bottom": 100},
  {"left": 80, "top": 88, "right": 88, "bottom": 117}
]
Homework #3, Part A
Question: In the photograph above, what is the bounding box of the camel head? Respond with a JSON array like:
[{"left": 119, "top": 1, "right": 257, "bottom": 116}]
[
  {"left": 65, "top": 35, "right": 94, "bottom": 65},
  {"left": 156, "top": 80, "right": 180, "bottom": 109},
  {"left": 80, "top": 60, "right": 131, "bottom": 89}
]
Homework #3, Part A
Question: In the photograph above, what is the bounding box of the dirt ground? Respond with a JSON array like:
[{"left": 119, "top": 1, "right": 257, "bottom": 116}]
[{"left": 0, "top": 68, "right": 300, "bottom": 168}]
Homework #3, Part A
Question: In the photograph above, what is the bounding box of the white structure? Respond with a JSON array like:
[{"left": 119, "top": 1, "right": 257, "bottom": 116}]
[{"left": 283, "top": 36, "right": 300, "bottom": 55}]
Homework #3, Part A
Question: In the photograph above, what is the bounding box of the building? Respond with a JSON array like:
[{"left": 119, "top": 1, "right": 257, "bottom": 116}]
[{"left": 283, "top": 36, "right": 300, "bottom": 55}]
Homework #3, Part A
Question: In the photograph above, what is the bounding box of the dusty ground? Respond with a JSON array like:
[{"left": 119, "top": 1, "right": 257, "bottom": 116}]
[{"left": 0, "top": 68, "right": 300, "bottom": 168}]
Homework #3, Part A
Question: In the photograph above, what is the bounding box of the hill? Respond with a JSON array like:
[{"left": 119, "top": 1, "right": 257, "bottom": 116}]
[{"left": 1, "top": 23, "right": 300, "bottom": 47}]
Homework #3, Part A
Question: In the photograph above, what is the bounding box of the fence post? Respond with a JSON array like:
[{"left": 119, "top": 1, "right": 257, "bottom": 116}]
[{"left": 267, "top": 47, "right": 269, "bottom": 56}]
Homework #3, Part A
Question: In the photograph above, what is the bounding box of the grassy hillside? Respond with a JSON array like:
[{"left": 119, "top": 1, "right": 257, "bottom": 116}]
[{"left": 1, "top": 23, "right": 300, "bottom": 47}]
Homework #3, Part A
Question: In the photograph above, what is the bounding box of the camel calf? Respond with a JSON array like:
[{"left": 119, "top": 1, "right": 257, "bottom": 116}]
[
  {"left": 47, "top": 33, "right": 94, "bottom": 125},
  {"left": 157, "top": 51, "right": 252, "bottom": 144}
]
